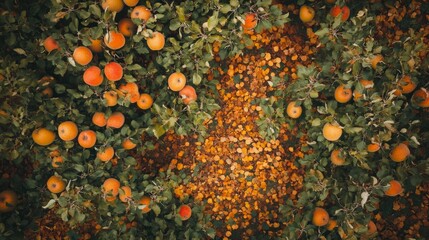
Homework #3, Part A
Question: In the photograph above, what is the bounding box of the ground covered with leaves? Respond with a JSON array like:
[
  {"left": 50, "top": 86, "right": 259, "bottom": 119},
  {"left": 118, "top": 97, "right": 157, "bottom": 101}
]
[{"left": 168, "top": 23, "right": 313, "bottom": 238}]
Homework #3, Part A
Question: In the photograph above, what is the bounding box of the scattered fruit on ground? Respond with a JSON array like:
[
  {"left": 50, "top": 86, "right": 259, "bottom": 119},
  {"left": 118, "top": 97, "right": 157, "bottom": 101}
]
[{"left": 170, "top": 24, "right": 311, "bottom": 235}]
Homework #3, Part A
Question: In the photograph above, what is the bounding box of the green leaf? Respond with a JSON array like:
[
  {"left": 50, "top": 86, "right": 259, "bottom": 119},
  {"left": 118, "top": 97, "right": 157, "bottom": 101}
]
[
  {"left": 126, "top": 64, "right": 142, "bottom": 71},
  {"left": 69, "top": 208, "right": 75, "bottom": 217},
  {"left": 345, "top": 127, "right": 363, "bottom": 134},
  {"left": 220, "top": 5, "right": 232, "bottom": 14},
  {"left": 42, "top": 199, "right": 56, "bottom": 209},
  {"left": 74, "top": 164, "right": 85, "bottom": 172},
  {"left": 352, "top": 62, "right": 361, "bottom": 76},
  {"left": 13, "top": 48, "right": 27, "bottom": 55},
  {"left": 170, "top": 18, "right": 181, "bottom": 31},
  {"left": 124, "top": 156, "right": 137, "bottom": 165},
  {"left": 193, "top": 73, "right": 202, "bottom": 85},
  {"left": 206, "top": 228, "right": 216, "bottom": 238},
  {"left": 163, "top": 190, "right": 172, "bottom": 201},
  {"left": 155, "top": 13, "right": 164, "bottom": 20},
  {"left": 230, "top": 0, "right": 239, "bottom": 7},
  {"left": 309, "top": 90, "right": 319, "bottom": 98},
  {"left": 152, "top": 125, "right": 166, "bottom": 139},
  {"left": 89, "top": 4, "right": 101, "bottom": 18},
  {"left": 176, "top": 6, "right": 186, "bottom": 23},
  {"left": 60, "top": 209, "right": 68, "bottom": 222},
  {"left": 152, "top": 204, "right": 161, "bottom": 216},
  {"left": 10, "top": 150, "right": 19, "bottom": 160},
  {"left": 191, "top": 21, "right": 202, "bottom": 34},
  {"left": 58, "top": 197, "right": 68, "bottom": 207},
  {"left": 332, "top": 16, "right": 342, "bottom": 29},
  {"left": 260, "top": 20, "right": 272, "bottom": 29},
  {"left": 75, "top": 210, "right": 86, "bottom": 222},
  {"left": 123, "top": 74, "right": 137, "bottom": 82},
  {"left": 55, "top": 84, "right": 66, "bottom": 94},
  {"left": 315, "top": 28, "right": 329, "bottom": 37},
  {"left": 25, "top": 179, "right": 37, "bottom": 189},
  {"left": 78, "top": 10, "right": 91, "bottom": 19},
  {"left": 207, "top": 12, "right": 219, "bottom": 31},
  {"left": 174, "top": 215, "right": 182, "bottom": 226},
  {"left": 311, "top": 118, "right": 321, "bottom": 126},
  {"left": 64, "top": 140, "right": 75, "bottom": 149}
]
